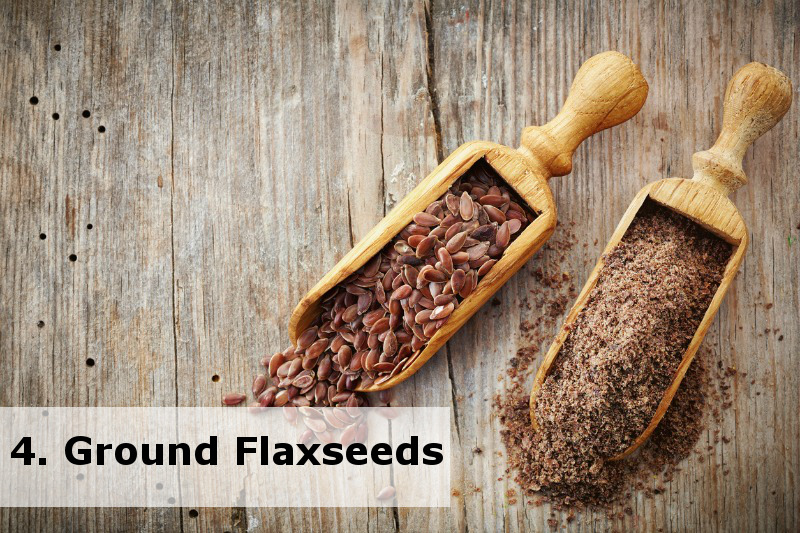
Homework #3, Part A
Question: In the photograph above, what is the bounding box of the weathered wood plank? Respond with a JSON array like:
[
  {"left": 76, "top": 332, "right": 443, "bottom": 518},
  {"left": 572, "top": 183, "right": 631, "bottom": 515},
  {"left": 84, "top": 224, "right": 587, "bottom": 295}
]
[
  {"left": 0, "top": 0, "right": 179, "bottom": 530},
  {"left": 0, "top": 0, "right": 797, "bottom": 531},
  {"left": 168, "top": 0, "right": 401, "bottom": 530}
]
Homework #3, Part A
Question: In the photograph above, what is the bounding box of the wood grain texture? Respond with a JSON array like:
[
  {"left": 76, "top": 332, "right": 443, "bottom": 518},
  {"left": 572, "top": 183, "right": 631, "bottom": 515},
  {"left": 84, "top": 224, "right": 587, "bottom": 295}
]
[
  {"left": 531, "top": 62, "right": 792, "bottom": 460},
  {"left": 0, "top": 1, "right": 798, "bottom": 532}
]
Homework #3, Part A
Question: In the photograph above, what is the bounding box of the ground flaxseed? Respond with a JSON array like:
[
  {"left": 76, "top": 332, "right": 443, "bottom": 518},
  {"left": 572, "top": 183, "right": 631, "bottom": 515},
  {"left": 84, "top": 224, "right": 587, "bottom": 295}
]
[
  {"left": 536, "top": 200, "right": 732, "bottom": 458},
  {"left": 498, "top": 200, "right": 735, "bottom": 512}
]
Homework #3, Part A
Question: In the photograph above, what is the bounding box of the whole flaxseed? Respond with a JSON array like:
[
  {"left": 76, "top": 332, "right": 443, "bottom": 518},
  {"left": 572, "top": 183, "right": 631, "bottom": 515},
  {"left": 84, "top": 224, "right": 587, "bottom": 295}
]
[
  {"left": 376, "top": 485, "right": 396, "bottom": 500},
  {"left": 222, "top": 393, "right": 247, "bottom": 406},
  {"left": 258, "top": 158, "right": 535, "bottom": 407}
]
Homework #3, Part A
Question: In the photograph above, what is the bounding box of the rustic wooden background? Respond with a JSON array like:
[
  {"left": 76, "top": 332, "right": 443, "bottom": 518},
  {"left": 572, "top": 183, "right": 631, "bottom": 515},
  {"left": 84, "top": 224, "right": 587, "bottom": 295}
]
[{"left": 1, "top": 0, "right": 797, "bottom": 531}]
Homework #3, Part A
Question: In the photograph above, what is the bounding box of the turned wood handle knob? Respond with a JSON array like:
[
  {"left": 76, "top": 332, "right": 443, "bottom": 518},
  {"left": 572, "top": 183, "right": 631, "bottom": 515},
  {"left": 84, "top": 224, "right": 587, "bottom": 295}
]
[
  {"left": 692, "top": 62, "right": 793, "bottom": 195},
  {"left": 518, "top": 51, "right": 648, "bottom": 178}
]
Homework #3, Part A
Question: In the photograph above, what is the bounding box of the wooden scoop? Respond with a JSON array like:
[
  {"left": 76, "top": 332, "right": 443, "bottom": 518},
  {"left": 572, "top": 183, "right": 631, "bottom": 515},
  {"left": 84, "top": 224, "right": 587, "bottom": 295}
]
[
  {"left": 529, "top": 62, "right": 792, "bottom": 459},
  {"left": 288, "top": 51, "right": 648, "bottom": 392}
]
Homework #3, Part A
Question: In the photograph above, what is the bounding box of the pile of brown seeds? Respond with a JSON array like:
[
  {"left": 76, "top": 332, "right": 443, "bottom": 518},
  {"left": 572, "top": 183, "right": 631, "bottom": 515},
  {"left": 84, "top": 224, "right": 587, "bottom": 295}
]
[
  {"left": 499, "top": 200, "right": 733, "bottom": 509},
  {"left": 246, "top": 159, "right": 534, "bottom": 408}
]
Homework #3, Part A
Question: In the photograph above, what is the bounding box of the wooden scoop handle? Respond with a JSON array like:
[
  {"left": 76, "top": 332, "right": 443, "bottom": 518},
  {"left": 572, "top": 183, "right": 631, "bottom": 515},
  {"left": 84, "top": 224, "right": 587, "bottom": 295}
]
[
  {"left": 518, "top": 51, "right": 648, "bottom": 178},
  {"left": 692, "top": 62, "right": 792, "bottom": 195}
]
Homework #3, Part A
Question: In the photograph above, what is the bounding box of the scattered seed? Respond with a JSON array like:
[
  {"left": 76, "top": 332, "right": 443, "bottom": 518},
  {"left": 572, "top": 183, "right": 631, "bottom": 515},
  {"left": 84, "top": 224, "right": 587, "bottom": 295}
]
[
  {"left": 413, "top": 212, "right": 441, "bottom": 227},
  {"left": 303, "top": 416, "right": 327, "bottom": 434},
  {"left": 372, "top": 362, "right": 395, "bottom": 373},
  {"left": 445, "top": 231, "right": 469, "bottom": 254},
  {"left": 259, "top": 388, "right": 276, "bottom": 407},
  {"left": 479, "top": 194, "right": 506, "bottom": 207},
  {"left": 297, "top": 327, "right": 318, "bottom": 349},
  {"left": 274, "top": 390, "right": 289, "bottom": 407},
  {"left": 340, "top": 424, "right": 357, "bottom": 446},
  {"left": 430, "top": 302, "right": 455, "bottom": 320},
  {"left": 497, "top": 222, "right": 511, "bottom": 248},
  {"left": 451, "top": 269, "right": 466, "bottom": 293},
  {"left": 222, "top": 393, "right": 246, "bottom": 406},
  {"left": 298, "top": 429, "right": 314, "bottom": 445},
  {"left": 459, "top": 192, "right": 474, "bottom": 220},
  {"left": 467, "top": 241, "right": 490, "bottom": 261},
  {"left": 383, "top": 330, "right": 398, "bottom": 357},
  {"left": 392, "top": 284, "right": 413, "bottom": 300},
  {"left": 252, "top": 374, "right": 267, "bottom": 396},
  {"left": 307, "top": 338, "right": 329, "bottom": 359},
  {"left": 444, "top": 221, "right": 463, "bottom": 241},
  {"left": 477, "top": 259, "right": 497, "bottom": 276},
  {"left": 484, "top": 204, "right": 506, "bottom": 223},
  {"left": 268, "top": 353, "right": 285, "bottom": 377},
  {"left": 472, "top": 224, "right": 496, "bottom": 242},
  {"left": 377, "top": 485, "right": 396, "bottom": 500},
  {"left": 377, "top": 406, "right": 399, "bottom": 419}
]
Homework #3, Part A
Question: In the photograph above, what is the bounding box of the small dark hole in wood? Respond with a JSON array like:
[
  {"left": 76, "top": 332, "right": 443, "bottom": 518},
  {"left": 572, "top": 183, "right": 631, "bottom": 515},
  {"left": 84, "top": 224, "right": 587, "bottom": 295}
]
[
  {"left": 42, "top": 410, "right": 49, "bottom": 416},
  {"left": 30, "top": 96, "right": 39, "bottom": 105},
  {"left": 156, "top": 483, "right": 164, "bottom": 490},
  {"left": 82, "top": 110, "right": 90, "bottom": 118},
  {"left": 76, "top": 473, "right": 84, "bottom": 480},
  {"left": 211, "top": 374, "right": 220, "bottom": 383},
  {"left": 188, "top": 510, "right": 198, "bottom": 518},
  {"left": 37, "top": 320, "right": 45, "bottom": 328},
  {"left": 54, "top": 44, "right": 61, "bottom": 51},
  {"left": 86, "top": 358, "right": 95, "bottom": 367},
  {"left": 69, "top": 253, "right": 77, "bottom": 262},
  {"left": 167, "top": 497, "right": 176, "bottom": 504},
  {"left": 87, "top": 223, "right": 93, "bottom": 230},
  {"left": 39, "top": 233, "right": 46, "bottom": 240},
  {"left": 52, "top": 113, "right": 59, "bottom": 120},
  {"left": 98, "top": 125, "right": 106, "bottom": 133}
]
